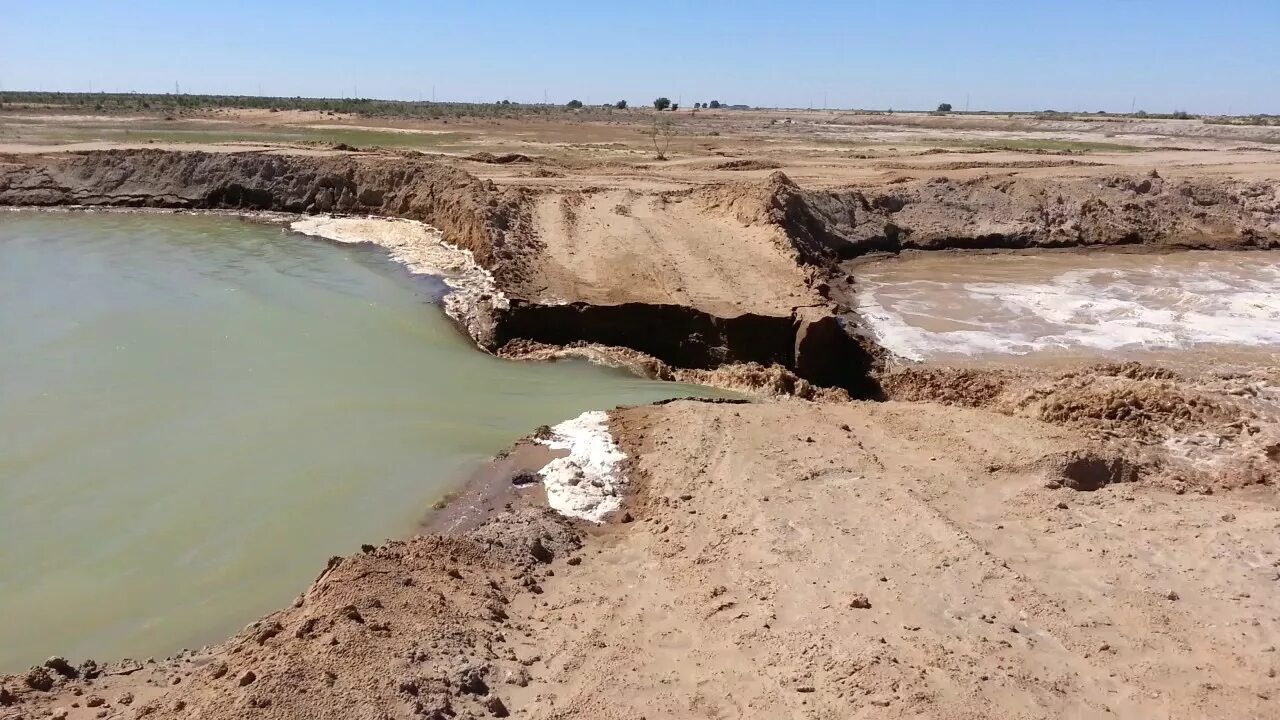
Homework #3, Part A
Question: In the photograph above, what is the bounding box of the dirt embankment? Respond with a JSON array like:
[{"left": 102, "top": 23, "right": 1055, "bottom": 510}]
[
  {"left": 881, "top": 362, "right": 1280, "bottom": 492},
  {"left": 705, "top": 170, "right": 1280, "bottom": 264},
  {"left": 0, "top": 503, "right": 588, "bottom": 720},
  {"left": 0, "top": 149, "right": 534, "bottom": 281},
  {"left": 0, "top": 150, "right": 876, "bottom": 393},
  {"left": 5, "top": 400, "right": 1276, "bottom": 719}
]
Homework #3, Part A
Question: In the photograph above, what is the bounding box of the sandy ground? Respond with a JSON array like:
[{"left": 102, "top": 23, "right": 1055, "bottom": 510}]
[
  {"left": 526, "top": 188, "right": 817, "bottom": 315},
  {"left": 513, "top": 400, "right": 1280, "bottom": 718},
  {"left": 4, "top": 105, "right": 1280, "bottom": 175}
]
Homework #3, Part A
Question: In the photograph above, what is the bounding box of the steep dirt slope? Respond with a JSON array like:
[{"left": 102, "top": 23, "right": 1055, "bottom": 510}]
[
  {"left": 0, "top": 150, "right": 534, "bottom": 283},
  {"left": 0, "top": 507, "right": 587, "bottom": 720},
  {"left": 524, "top": 188, "right": 819, "bottom": 316},
  {"left": 706, "top": 171, "right": 1280, "bottom": 264}
]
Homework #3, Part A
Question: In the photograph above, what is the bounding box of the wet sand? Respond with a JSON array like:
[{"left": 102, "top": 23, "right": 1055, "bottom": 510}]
[{"left": 420, "top": 440, "right": 563, "bottom": 536}]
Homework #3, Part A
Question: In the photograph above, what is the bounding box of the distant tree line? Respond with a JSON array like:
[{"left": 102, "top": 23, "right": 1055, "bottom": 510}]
[
  {"left": 12, "top": 91, "right": 1221, "bottom": 122},
  {"left": 0, "top": 91, "right": 625, "bottom": 119},
  {"left": 0, "top": 91, "right": 770, "bottom": 118}
]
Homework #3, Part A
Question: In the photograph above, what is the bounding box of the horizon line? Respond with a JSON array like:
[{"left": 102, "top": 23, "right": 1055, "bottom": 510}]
[{"left": 0, "top": 89, "right": 1264, "bottom": 118}]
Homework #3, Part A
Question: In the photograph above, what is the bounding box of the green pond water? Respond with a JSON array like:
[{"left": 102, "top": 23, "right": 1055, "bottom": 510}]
[{"left": 0, "top": 211, "right": 721, "bottom": 671}]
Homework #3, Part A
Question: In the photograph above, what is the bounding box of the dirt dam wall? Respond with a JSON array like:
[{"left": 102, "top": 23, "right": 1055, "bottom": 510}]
[{"left": 0, "top": 150, "right": 880, "bottom": 394}]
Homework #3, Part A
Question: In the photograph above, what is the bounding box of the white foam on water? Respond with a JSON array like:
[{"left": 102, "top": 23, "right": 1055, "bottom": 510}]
[
  {"left": 856, "top": 253, "right": 1280, "bottom": 361},
  {"left": 534, "top": 411, "right": 628, "bottom": 523},
  {"left": 857, "top": 292, "right": 1031, "bottom": 361}
]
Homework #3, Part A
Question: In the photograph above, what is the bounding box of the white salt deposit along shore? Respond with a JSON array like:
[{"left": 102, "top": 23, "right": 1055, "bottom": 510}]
[
  {"left": 534, "top": 411, "right": 628, "bottom": 523},
  {"left": 289, "top": 215, "right": 508, "bottom": 329}
]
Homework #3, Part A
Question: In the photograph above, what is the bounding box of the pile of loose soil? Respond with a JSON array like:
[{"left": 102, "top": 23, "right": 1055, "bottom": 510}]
[
  {"left": 881, "top": 362, "right": 1279, "bottom": 491},
  {"left": 1019, "top": 366, "right": 1243, "bottom": 439},
  {"left": 463, "top": 152, "right": 536, "bottom": 165},
  {"left": 881, "top": 362, "right": 1249, "bottom": 439},
  {"left": 711, "top": 158, "right": 783, "bottom": 171},
  {"left": 0, "top": 507, "right": 583, "bottom": 720}
]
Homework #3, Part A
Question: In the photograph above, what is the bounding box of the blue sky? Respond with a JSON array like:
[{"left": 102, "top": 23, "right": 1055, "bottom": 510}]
[{"left": 3, "top": 1, "right": 1277, "bottom": 113}]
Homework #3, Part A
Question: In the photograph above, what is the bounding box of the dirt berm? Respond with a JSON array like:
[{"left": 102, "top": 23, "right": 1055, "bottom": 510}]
[
  {"left": 5, "top": 150, "right": 1279, "bottom": 393},
  {"left": 705, "top": 170, "right": 1280, "bottom": 264},
  {"left": 0, "top": 150, "right": 876, "bottom": 392}
]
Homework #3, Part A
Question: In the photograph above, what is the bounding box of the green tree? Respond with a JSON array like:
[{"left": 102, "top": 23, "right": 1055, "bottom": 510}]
[
  {"left": 615, "top": 100, "right": 628, "bottom": 109},
  {"left": 937, "top": 102, "right": 953, "bottom": 112},
  {"left": 654, "top": 97, "right": 671, "bottom": 111},
  {"left": 708, "top": 100, "right": 721, "bottom": 109},
  {"left": 566, "top": 99, "right": 584, "bottom": 109}
]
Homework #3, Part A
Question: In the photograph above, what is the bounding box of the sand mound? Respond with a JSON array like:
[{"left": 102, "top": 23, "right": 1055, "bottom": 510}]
[
  {"left": 1025, "top": 374, "right": 1238, "bottom": 438},
  {"left": 1031, "top": 448, "right": 1144, "bottom": 491},
  {"left": 883, "top": 362, "right": 1250, "bottom": 441},
  {"left": 711, "top": 158, "right": 782, "bottom": 171},
  {"left": 880, "top": 362, "right": 1276, "bottom": 491},
  {"left": 877, "top": 366, "right": 1008, "bottom": 407},
  {"left": 0, "top": 507, "right": 582, "bottom": 720},
  {"left": 464, "top": 152, "right": 536, "bottom": 164}
]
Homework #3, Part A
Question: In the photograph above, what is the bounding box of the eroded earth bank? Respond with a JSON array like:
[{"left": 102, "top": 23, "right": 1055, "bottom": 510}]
[{"left": 2, "top": 147, "right": 1280, "bottom": 719}]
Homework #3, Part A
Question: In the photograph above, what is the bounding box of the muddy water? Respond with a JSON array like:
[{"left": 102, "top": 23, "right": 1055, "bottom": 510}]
[
  {"left": 854, "top": 250, "right": 1280, "bottom": 365},
  {"left": 0, "top": 211, "right": 723, "bottom": 672}
]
